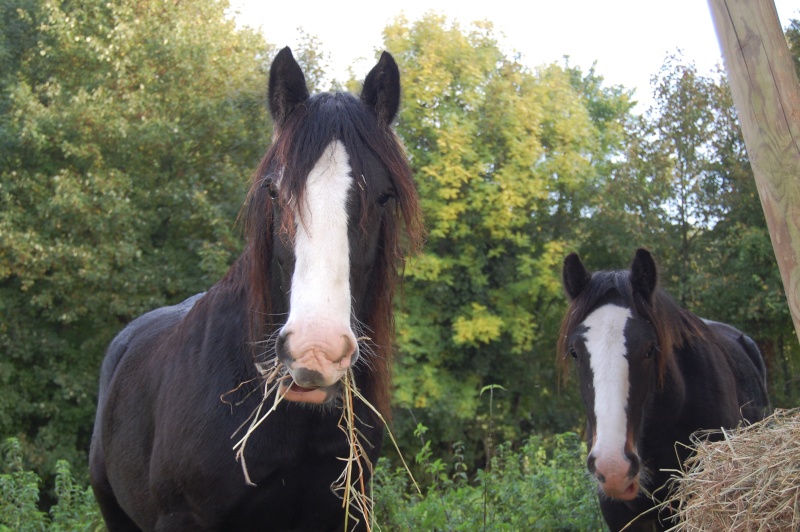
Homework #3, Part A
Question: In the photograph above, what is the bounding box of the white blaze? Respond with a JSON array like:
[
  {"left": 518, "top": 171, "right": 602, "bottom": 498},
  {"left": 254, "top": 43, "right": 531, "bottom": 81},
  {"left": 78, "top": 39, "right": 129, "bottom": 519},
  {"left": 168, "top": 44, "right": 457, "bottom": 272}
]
[
  {"left": 285, "top": 140, "right": 353, "bottom": 331},
  {"left": 583, "top": 304, "right": 632, "bottom": 459}
]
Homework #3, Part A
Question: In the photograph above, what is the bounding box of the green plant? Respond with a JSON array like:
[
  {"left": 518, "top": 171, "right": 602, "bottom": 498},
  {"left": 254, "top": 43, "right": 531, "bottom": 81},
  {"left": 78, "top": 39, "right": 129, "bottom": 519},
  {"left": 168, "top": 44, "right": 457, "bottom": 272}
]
[
  {"left": 374, "top": 431, "right": 606, "bottom": 531},
  {"left": 0, "top": 438, "right": 47, "bottom": 530},
  {"left": 0, "top": 438, "right": 102, "bottom": 531}
]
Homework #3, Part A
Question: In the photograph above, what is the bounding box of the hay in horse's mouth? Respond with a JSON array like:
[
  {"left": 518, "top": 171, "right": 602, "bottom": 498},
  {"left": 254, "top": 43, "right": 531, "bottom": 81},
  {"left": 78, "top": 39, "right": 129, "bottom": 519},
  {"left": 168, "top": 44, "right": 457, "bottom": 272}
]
[{"left": 227, "top": 362, "right": 420, "bottom": 532}]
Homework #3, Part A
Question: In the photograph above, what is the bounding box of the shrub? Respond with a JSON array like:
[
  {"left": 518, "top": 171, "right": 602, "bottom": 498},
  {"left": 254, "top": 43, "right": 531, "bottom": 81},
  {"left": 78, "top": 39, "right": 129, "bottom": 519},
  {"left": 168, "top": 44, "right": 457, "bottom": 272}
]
[
  {"left": 374, "top": 431, "right": 606, "bottom": 531},
  {"left": 1, "top": 431, "right": 605, "bottom": 531},
  {"left": 0, "top": 438, "right": 102, "bottom": 531}
]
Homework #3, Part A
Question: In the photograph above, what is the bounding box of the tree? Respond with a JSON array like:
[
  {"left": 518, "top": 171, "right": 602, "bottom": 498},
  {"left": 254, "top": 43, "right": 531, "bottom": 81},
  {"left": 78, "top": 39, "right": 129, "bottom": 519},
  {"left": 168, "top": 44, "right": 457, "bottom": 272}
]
[
  {"left": 645, "top": 56, "right": 732, "bottom": 305},
  {"left": 585, "top": 54, "right": 764, "bottom": 302},
  {"left": 0, "top": 0, "right": 271, "bottom": 482},
  {"left": 580, "top": 48, "right": 799, "bottom": 407},
  {"left": 787, "top": 18, "right": 800, "bottom": 78},
  {"left": 380, "top": 13, "right": 634, "bottom": 465}
]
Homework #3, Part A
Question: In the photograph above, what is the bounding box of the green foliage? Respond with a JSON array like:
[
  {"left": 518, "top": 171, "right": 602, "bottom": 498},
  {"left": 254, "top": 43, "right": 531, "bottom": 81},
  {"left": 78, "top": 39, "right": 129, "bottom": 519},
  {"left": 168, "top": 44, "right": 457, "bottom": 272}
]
[
  {"left": 0, "top": 0, "right": 271, "bottom": 484},
  {"left": 374, "top": 431, "right": 606, "bottom": 531},
  {"left": 578, "top": 54, "right": 731, "bottom": 287},
  {"left": 382, "top": 13, "right": 633, "bottom": 465},
  {"left": 0, "top": 438, "right": 46, "bottom": 529},
  {"left": 1, "top": 432, "right": 603, "bottom": 531},
  {"left": 0, "top": 438, "right": 102, "bottom": 531},
  {"left": 786, "top": 17, "right": 800, "bottom": 78}
]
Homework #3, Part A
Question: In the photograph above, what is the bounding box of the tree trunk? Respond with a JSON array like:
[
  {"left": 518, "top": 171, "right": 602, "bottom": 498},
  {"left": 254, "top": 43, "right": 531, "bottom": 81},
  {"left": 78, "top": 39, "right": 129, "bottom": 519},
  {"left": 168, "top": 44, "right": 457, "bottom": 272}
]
[{"left": 708, "top": 0, "right": 800, "bottom": 344}]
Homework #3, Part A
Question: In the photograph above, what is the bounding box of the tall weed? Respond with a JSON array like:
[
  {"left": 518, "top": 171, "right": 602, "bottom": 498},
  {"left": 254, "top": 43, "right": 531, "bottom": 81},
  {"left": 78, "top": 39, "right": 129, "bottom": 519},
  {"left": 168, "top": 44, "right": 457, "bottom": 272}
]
[
  {"left": 374, "top": 431, "right": 606, "bottom": 531},
  {"left": 0, "top": 438, "right": 102, "bottom": 531}
]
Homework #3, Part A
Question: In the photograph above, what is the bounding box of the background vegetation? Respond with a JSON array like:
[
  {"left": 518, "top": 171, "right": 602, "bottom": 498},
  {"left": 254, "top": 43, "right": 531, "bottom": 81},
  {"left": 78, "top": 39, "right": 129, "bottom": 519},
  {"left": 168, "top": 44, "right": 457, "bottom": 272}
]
[{"left": 1, "top": 0, "right": 798, "bottom": 527}]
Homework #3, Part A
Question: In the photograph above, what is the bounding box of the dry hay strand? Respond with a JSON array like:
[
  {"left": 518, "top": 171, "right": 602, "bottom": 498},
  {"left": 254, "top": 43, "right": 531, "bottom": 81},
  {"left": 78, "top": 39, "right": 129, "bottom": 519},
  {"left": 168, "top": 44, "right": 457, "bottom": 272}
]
[
  {"left": 664, "top": 408, "right": 800, "bottom": 531},
  {"left": 226, "top": 362, "right": 420, "bottom": 532}
]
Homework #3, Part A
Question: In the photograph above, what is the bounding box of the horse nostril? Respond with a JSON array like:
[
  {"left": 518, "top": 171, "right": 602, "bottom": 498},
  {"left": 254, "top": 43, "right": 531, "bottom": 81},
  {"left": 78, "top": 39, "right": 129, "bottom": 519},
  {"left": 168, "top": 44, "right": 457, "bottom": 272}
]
[
  {"left": 626, "top": 449, "right": 640, "bottom": 479},
  {"left": 276, "top": 332, "right": 291, "bottom": 365},
  {"left": 338, "top": 348, "right": 358, "bottom": 368},
  {"left": 587, "top": 453, "right": 606, "bottom": 483},
  {"left": 337, "top": 335, "right": 357, "bottom": 366}
]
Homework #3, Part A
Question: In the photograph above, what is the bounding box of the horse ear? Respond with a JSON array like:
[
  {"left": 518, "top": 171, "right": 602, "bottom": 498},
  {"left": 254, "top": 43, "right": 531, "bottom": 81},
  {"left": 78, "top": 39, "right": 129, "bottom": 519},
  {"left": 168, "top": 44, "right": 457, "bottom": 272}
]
[
  {"left": 268, "top": 47, "right": 310, "bottom": 127},
  {"left": 361, "top": 51, "right": 401, "bottom": 126},
  {"left": 630, "top": 248, "right": 658, "bottom": 301},
  {"left": 563, "top": 253, "right": 591, "bottom": 301}
]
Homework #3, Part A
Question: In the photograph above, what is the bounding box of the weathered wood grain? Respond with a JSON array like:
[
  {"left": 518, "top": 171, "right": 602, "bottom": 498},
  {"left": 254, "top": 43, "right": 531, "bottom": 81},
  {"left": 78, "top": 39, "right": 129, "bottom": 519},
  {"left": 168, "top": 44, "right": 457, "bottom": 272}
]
[{"left": 708, "top": 0, "right": 800, "bottom": 342}]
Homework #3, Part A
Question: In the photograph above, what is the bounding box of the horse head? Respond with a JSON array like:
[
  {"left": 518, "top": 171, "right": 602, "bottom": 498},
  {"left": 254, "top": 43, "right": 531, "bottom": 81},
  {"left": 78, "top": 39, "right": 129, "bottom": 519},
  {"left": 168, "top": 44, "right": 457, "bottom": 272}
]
[
  {"left": 250, "top": 48, "right": 418, "bottom": 408},
  {"left": 560, "top": 249, "right": 662, "bottom": 501}
]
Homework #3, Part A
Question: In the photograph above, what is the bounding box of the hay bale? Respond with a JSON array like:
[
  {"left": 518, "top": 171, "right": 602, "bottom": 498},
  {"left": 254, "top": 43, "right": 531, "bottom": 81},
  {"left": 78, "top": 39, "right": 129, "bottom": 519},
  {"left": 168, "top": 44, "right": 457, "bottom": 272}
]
[{"left": 665, "top": 408, "right": 800, "bottom": 531}]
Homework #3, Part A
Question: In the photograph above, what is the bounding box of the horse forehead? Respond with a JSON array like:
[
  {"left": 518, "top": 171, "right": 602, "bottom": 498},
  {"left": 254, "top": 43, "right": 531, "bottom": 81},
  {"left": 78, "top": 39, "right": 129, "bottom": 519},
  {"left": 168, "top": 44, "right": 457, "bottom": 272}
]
[
  {"left": 581, "top": 304, "right": 632, "bottom": 355},
  {"left": 304, "top": 141, "right": 353, "bottom": 199},
  {"left": 288, "top": 140, "right": 355, "bottom": 233}
]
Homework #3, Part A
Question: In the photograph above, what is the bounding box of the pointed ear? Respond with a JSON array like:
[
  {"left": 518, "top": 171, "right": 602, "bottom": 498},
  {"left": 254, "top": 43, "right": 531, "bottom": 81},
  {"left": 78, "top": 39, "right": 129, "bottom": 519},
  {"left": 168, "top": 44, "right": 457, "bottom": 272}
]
[
  {"left": 361, "top": 51, "right": 401, "bottom": 126},
  {"left": 563, "top": 253, "right": 591, "bottom": 301},
  {"left": 630, "top": 248, "right": 658, "bottom": 302},
  {"left": 268, "top": 47, "right": 310, "bottom": 127}
]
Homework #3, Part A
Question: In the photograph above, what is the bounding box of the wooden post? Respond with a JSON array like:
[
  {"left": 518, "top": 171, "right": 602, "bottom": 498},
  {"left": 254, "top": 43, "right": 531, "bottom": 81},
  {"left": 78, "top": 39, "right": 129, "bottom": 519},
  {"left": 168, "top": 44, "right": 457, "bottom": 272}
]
[{"left": 708, "top": 0, "right": 800, "bottom": 343}]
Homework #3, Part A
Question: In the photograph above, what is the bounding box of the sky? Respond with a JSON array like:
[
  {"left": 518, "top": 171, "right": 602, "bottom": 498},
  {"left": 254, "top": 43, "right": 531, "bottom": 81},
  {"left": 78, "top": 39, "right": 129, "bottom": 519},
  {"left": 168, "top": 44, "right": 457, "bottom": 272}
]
[{"left": 229, "top": 0, "right": 799, "bottom": 111}]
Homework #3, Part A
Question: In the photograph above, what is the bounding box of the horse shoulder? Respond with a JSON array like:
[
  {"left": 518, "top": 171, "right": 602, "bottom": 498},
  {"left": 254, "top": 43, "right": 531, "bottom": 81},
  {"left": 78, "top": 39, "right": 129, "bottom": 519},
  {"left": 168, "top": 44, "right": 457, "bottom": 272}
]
[
  {"left": 98, "top": 293, "right": 206, "bottom": 395},
  {"left": 90, "top": 293, "right": 207, "bottom": 527}
]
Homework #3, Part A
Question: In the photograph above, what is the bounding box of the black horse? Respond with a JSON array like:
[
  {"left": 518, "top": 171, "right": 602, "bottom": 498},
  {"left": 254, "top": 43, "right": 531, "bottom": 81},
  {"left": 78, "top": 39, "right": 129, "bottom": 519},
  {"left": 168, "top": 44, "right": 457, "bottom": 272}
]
[
  {"left": 559, "top": 248, "right": 769, "bottom": 531},
  {"left": 89, "top": 47, "right": 423, "bottom": 531}
]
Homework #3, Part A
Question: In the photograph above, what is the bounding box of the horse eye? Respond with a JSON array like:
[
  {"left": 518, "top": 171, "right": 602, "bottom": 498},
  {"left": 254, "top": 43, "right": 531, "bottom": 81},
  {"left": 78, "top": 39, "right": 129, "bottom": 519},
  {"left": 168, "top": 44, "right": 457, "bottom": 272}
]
[
  {"left": 569, "top": 347, "right": 579, "bottom": 360},
  {"left": 645, "top": 345, "right": 659, "bottom": 359},
  {"left": 377, "top": 191, "right": 395, "bottom": 207},
  {"left": 261, "top": 177, "right": 278, "bottom": 200}
]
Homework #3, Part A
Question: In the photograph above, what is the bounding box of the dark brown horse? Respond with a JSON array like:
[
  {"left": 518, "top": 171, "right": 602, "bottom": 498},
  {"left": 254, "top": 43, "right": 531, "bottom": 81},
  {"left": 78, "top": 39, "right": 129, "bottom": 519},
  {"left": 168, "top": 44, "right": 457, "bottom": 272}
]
[
  {"left": 559, "top": 248, "right": 769, "bottom": 531},
  {"left": 89, "top": 47, "right": 422, "bottom": 531}
]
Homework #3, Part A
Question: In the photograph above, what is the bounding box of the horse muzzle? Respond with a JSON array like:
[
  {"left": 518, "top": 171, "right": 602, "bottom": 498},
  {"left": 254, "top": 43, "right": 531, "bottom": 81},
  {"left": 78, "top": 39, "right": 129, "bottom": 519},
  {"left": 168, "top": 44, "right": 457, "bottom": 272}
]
[
  {"left": 275, "top": 325, "right": 358, "bottom": 403},
  {"left": 588, "top": 448, "right": 641, "bottom": 501}
]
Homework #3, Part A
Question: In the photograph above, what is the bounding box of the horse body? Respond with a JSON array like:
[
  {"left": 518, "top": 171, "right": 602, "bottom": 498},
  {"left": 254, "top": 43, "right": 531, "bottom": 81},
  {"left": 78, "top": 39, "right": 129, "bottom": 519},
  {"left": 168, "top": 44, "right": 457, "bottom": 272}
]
[
  {"left": 90, "top": 48, "right": 421, "bottom": 531},
  {"left": 94, "top": 280, "right": 365, "bottom": 530},
  {"left": 560, "top": 249, "right": 769, "bottom": 531}
]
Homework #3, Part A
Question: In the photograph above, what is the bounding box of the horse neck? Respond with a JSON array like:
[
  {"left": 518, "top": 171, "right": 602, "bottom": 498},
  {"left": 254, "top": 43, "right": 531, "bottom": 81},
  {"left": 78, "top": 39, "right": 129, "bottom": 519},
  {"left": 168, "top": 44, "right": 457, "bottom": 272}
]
[{"left": 646, "top": 295, "right": 695, "bottom": 414}]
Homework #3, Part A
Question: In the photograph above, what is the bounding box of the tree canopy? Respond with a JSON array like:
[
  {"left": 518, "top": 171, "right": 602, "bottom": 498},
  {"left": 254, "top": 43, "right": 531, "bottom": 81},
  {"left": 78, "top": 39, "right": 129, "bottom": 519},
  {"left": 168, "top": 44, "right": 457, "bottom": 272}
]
[
  {"left": 0, "top": 0, "right": 271, "bottom": 477},
  {"left": 0, "top": 0, "right": 797, "bottom": 494},
  {"left": 381, "top": 14, "right": 635, "bottom": 459}
]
